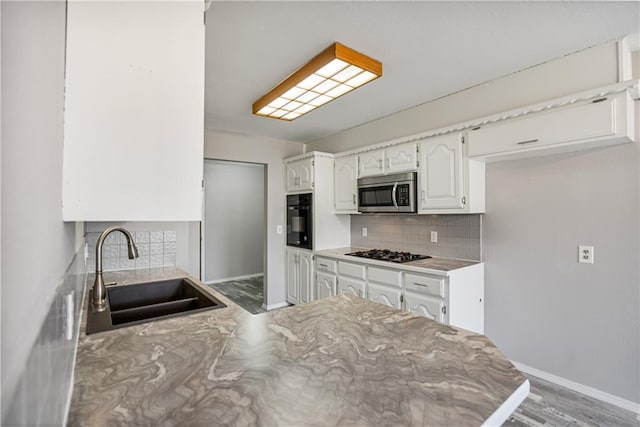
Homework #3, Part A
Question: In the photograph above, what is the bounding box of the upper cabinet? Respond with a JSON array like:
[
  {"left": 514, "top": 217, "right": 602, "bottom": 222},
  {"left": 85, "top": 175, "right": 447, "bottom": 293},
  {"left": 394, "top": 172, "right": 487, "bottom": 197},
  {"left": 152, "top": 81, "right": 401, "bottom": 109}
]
[
  {"left": 334, "top": 155, "right": 358, "bottom": 213},
  {"left": 286, "top": 157, "right": 314, "bottom": 192},
  {"left": 418, "top": 134, "right": 464, "bottom": 210},
  {"left": 358, "top": 142, "right": 417, "bottom": 177},
  {"left": 62, "top": 1, "right": 205, "bottom": 221},
  {"left": 467, "top": 92, "right": 635, "bottom": 162},
  {"left": 418, "top": 133, "right": 485, "bottom": 213}
]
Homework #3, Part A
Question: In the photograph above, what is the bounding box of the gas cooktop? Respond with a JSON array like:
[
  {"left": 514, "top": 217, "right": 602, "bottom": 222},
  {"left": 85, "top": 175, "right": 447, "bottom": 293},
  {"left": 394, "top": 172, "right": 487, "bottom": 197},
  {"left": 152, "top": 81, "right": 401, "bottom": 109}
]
[{"left": 345, "top": 249, "right": 431, "bottom": 264}]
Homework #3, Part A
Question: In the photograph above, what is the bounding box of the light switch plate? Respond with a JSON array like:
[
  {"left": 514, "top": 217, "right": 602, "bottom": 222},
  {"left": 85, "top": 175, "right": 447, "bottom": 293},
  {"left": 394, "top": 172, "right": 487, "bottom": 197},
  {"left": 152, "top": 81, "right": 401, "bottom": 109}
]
[
  {"left": 362, "top": 227, "right": 368, "bottom": 237},
  {"left": 276, "top": 225, "right": 283, "bottom": 235},
  {"left": 578, "top": 245, "right": 594, "bottom": 264},
  {"left": 430, "top": 231, "right": 438, "bottom": 243}
]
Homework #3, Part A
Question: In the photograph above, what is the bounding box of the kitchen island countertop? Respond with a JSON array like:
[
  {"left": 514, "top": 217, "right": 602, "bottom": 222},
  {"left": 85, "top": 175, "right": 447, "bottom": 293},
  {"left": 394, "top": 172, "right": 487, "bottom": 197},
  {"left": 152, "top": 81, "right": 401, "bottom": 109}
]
[{"left": 69, "top": 268, "right": 527, "bottom": 426}]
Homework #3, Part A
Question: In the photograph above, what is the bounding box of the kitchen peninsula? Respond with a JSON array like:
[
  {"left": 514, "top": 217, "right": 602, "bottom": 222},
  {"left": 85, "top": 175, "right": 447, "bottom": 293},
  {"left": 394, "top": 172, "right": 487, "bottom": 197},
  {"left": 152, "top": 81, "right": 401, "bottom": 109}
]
[{"left": 69, "top": 269, "right": 528, "bottom": 426}]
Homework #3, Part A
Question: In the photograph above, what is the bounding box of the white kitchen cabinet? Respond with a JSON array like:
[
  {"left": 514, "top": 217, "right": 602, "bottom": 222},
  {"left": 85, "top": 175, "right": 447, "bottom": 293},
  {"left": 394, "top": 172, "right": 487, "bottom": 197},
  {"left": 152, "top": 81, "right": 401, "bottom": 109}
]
[
  {"left": 316, "top": 271, "right": 337, "bottom": 300},
  {"left": 286, "top": 158, "right": 314, "bottom": 192},
  {"left": 417, "top": 133, "right": 485, "bottom": 214},
  {"left": 62, "top": 0, "right": 204, "bottom": 221},
  {"left": 418, "top": 134, "right": 464, "bottom": 210},
  {"left": 338, "top": 276, "right": 366, "bottom": 298},
  {"left": 368, "top": 282, "right": 402, "bottom": 309},
  {"left": 358, "top": 142, "right": 418, "bottom": 178},
  {"left": 286, "top": 248, "right": 314, "bottom": 305},
  {"left": 467, "top": 92, "right": 635, "bottom": 162},
  {"left": 404, "top": 290, "right": 445, "bottom": 323},
  {"left": 334, "top": 155, "right": 358, "bottom": 212},
  {"left": 385, "top": 142, "right": 418, "bottom": 174}
]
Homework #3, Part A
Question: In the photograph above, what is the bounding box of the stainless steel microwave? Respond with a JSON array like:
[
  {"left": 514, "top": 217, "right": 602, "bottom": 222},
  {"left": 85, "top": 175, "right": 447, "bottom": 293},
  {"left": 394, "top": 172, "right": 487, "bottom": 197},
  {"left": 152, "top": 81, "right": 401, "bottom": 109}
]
[{"left": 358, "top": 172, "right": 417, "bottom": 213}]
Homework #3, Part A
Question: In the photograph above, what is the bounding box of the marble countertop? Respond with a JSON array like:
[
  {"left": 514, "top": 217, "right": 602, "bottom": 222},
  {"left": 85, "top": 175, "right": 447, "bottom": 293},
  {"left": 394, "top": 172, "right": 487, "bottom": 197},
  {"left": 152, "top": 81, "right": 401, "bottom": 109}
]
[
  {"left": 69, "top": 268, "right": 527, "bottom": 426},
  {"left": 315, "top": 247, "right": 481, "bottom": 276}
]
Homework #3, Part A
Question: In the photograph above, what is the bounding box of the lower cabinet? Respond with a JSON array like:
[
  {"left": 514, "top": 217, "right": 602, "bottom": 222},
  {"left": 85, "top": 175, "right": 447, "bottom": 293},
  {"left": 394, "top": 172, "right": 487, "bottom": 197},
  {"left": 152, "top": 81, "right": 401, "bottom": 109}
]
[
  {"left": 316, "top": 271, "right": 337, "bottom": 300},
  {"left": 286, "top": 248, "right": 313, "bottom": 305},
  {"left": 404, "top": 290, "right": 445, "bottom": 323}
]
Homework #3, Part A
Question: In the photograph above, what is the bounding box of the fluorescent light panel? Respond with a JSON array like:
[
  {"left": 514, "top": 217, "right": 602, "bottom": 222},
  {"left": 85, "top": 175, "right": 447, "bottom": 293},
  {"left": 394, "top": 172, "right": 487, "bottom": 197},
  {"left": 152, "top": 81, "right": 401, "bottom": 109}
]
[{"left": 253, "top": 42, "right": 382, "bottom": 121}]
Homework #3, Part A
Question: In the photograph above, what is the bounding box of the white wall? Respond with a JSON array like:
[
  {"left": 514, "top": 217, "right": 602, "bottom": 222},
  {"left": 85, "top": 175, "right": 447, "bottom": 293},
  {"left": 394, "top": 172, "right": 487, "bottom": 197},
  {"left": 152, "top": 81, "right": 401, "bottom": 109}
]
[
  {"left": 306, "top": 41, "right": 640, "bottom": 403},
  {"left": 200, "top": 130, "right": 303, "bottom": 307},
  {"left": 204, "top": 160, "right": 265, "bottom": 282},
  {"left": 1, "top": 0, "right": 78, "bottom": 413}
]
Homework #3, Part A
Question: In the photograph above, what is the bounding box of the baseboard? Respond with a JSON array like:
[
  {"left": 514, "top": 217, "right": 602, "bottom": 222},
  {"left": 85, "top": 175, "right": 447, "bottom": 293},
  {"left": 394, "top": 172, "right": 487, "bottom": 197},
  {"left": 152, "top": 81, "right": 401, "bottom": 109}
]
[
  {"left": 205, "top": 273, "right": 263, "bottom": 285},
  {"left": 262, "top": 301, "right": 290, "bottom": 311},
  {"left": 512, "top": 361, "right": 640, "bottom": 415}
]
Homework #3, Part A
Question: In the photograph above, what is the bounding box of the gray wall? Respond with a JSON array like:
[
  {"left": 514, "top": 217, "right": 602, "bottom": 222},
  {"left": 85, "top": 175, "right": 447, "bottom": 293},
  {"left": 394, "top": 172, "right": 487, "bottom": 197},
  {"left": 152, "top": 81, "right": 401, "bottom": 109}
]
[
  {"left": 204, "top": 160, "right": 265, "bottom": 282},
  {"left": 483, "top": 142, "right": 639, "bottom": 402},
  {"left": 306, "top": 41, "right": 639, "bottom": 402},
  {"left": 1, "top": 0, "right": 80, "bottom": 420}
]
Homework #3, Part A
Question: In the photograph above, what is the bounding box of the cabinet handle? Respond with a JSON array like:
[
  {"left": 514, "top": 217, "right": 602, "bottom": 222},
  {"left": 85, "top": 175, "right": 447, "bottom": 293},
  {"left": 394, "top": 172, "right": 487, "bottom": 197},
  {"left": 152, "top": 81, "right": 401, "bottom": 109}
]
[
  {"left": 358, "top": 289, "right": 362, "bottom": 297},
  {"left": 516, "top": 138, "right": 539, "bottom": 145},
  {"left": 378, "top": 159, "right": 383, "bottom": 169},
  {"left": 385, "top": 158, "right": 390, "bottom": 169},
  {"left": 352, "top": 194, "right": 356, "bottom": 205},
  {"left": 421, "top": 190, "right": 425, "bottom": 201}
]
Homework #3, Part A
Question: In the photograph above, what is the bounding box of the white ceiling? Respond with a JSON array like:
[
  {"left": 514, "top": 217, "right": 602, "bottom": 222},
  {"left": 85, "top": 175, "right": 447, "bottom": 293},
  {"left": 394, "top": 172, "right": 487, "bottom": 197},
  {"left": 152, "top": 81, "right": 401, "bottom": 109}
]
[{"left": 205, "top": 1, "right": 639, "bottom": 144}]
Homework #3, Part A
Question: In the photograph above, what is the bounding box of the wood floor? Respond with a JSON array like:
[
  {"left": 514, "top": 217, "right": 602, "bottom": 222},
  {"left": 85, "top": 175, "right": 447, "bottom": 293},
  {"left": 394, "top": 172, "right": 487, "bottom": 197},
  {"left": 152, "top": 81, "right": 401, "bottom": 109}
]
[
  {"left": 507, "top": 374, "right": 639, "bottom": 426},
  {"left": 205, "top": 280, "right": 639, "bottom": 426}
]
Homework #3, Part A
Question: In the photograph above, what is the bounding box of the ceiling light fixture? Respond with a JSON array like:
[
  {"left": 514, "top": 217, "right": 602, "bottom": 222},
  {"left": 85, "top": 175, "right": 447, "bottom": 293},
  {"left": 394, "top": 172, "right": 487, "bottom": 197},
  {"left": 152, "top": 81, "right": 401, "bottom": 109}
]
[{"left": 252, "top": 42, "right": 382, "bottom": 121}]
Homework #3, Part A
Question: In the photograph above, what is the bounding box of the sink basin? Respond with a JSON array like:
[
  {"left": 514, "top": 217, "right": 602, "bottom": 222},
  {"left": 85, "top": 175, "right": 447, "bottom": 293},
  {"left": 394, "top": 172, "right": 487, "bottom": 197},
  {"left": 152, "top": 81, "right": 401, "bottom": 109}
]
[{"left": 86, "top": 277, "right": 226, "bottom": 334}]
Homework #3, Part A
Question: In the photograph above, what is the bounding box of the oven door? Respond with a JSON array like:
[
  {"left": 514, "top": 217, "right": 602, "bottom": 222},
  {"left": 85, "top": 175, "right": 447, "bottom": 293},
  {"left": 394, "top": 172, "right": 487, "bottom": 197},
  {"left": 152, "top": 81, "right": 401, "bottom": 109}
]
[{"left": 287, "top": 199, "right": 312, "bottom": 249}]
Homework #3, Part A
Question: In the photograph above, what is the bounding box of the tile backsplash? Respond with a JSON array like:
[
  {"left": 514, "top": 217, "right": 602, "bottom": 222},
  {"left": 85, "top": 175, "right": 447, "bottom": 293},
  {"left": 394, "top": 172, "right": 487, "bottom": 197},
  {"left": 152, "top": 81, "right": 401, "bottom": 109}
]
[
  {"left": 86, "top": 229, "right": 178, "bottom": 271},
  {"left": 350, "top": 214, "right": 482, "bottom": 261},
  {"left": 3, "top": 248, "right": 87, "bottom": 426}
]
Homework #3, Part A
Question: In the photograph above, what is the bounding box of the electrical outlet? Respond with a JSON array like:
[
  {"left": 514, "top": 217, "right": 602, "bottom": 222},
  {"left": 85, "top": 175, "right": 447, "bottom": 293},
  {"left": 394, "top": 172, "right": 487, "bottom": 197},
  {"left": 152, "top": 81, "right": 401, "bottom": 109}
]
[
  {"left": 84, "top": 243, "right": 89, "bottom": 262},
  {"left": 362, "top": 227, "right": 368, "bottom": 237},
  {"left": 430, "top": 231, "right": 438, "bottom": 243},
  {"left": 578, "top": 245, "right": 594, "bottom": 264},
  {"left": 276, "top": 225, "right": 283, "bottom": 235}
]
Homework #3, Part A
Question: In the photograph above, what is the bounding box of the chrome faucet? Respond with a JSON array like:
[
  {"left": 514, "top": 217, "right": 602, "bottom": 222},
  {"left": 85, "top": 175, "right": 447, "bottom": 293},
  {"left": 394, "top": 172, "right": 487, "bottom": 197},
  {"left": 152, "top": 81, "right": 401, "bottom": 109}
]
[{"left": 92, "top": 226, "right": 139, "bottom": 311}]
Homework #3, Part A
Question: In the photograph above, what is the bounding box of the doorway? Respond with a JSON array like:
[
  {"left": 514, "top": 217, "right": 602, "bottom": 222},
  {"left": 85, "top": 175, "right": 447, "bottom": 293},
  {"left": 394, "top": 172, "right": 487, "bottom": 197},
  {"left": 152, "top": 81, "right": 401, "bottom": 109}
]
[{"left": 202, "top": 159, "right": 267, "bottom": 314}]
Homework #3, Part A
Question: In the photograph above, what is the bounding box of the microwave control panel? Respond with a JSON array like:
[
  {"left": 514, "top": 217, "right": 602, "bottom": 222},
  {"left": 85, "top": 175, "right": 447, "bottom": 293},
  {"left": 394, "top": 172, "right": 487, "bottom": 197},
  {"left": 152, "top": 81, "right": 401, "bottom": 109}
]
[{"left": 398, "top": 184, "right": 410, "bottom": 206}]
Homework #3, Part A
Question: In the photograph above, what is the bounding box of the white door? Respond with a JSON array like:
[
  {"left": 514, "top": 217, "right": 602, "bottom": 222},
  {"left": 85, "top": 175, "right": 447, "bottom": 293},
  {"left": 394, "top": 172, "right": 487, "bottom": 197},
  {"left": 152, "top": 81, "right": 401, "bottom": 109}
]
[
  {"left": 316, "top": 272, "right": 337, "bottom": 300},
  {"left": 385, "top": 142, "right": 417, "bottom": 174},
  {"left": 338, "top": 276, "right": 366, "bottom": 298},
  {"left": 297, "top": 158, "right": 314, "bottom": 191},
  {"left": 298, "top": 251, "right": 313, "bottom": 303},
  {"left": 334, "top": 155, "right": 358, "bottom": 211},
  {"left": 286, "top": 250, "right": 299, "bottom": 304},
  {"left": 404, "top": 290, "right": 445, "bottom": 323},
  {"left": 359, "top": 149, "right": 385, "bottom": 177},
  {"left": 419, "top": 133, "right": 464, "bottom": 210},
  {"left": 368, "top": 282, "right": 402, "bottom": 309}
]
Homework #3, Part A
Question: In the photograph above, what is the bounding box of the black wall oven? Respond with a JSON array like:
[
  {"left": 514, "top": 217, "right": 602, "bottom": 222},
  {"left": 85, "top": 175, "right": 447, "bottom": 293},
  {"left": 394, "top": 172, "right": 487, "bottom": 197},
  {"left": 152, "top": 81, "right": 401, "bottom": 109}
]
[{"left": 287, "top": 193, "right": 312, "bottom": 249}]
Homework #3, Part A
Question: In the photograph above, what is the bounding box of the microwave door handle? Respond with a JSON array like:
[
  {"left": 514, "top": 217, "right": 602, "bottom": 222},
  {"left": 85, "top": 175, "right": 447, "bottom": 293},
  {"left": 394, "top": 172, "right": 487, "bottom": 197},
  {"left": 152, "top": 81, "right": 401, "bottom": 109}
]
[{"left": 392, "top": 182, "right": 398, "bottom": 209}]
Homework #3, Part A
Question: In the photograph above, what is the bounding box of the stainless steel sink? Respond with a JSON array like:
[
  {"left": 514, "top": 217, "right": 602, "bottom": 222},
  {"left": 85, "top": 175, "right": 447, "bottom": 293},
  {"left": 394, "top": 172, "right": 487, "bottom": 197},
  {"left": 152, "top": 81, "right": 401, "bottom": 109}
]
[{"left": 86, "top": 277, "right": 226, "bottom": 334}]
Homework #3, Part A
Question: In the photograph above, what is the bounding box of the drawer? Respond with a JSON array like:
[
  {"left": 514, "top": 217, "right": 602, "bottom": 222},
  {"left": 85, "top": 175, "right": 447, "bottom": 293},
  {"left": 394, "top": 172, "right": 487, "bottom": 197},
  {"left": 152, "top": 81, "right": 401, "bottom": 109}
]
[
  {"left": 338, "top": 261, "right": 366, "bottom": 280},
  {"left": 368, "top": 267, "right": 401, "bottom": 287},
  {"left": 404, "top": 273, "right": 445, "bottom": 297},
  {"left": 316, "top": 257, "right": 337, "bottom": 274}
]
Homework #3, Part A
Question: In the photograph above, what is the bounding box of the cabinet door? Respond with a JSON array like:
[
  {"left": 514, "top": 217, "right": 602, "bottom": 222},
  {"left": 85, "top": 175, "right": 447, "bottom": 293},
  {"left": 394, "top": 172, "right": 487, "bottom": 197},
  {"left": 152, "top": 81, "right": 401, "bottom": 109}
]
[
  {"left": 385, "top": 142, "right": 417, "bottom": 174},
  {"left": 359, "top": 149, "right": 385, "bottom": 177},
  {"left": 285, "top": 162, "right": 299, "bottom": 192},
  {"left": 62, "top": 1, "right": 204, "bottom": 221},
  {"left": 368, "top": 282, "right": 402, "bottom": 309},
  {"left": 338, "top": 277, "right": 366, "bottom": 298},
  {"left": 298, "top": 251, "right": 313, "bottom": 303},
  {"left": 405, "top": 291, "right": 445, "bottom": 323},
  {"left": 297, "top": 158, "right": 314, "bottom": 191},
  {"left": 334, "top": 155, "right": 358, "bottom": 212},
  {"left": 316, "top": 271, "right": 337, "bottom": 300},
  {"left": 419, "top": 134, "right": 464, "bottom": 210},
  {"left": 286, "top": 250, "right": 299, "bottom": 304}
]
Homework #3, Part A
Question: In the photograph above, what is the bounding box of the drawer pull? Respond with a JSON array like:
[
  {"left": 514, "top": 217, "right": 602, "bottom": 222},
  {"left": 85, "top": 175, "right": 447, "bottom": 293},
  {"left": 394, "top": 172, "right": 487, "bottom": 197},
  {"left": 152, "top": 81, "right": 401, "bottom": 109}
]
[
  {"left": 412, "top": 282, "right": 430, "bottom": 287},
  {"left": 516, "top": 138, "right": 539, "bottom": 145},
  {"left": 319, "top": 263, "right": 328, "bottom": 268}
]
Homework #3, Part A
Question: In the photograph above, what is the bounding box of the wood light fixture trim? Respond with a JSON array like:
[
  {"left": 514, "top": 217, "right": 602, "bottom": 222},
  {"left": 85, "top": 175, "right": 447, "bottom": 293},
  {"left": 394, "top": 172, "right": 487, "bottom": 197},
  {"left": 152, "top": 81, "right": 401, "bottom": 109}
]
[{"left": 252, "top": 42, "right": 382, "bottom": 121}]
